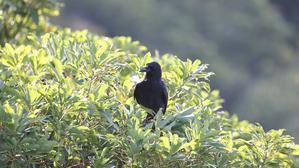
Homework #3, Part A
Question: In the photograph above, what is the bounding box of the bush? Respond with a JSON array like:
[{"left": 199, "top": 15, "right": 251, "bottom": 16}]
[
  {"left": 0, "top": 30, "right": 298, "bottom": 167},
  {"left": 0, "top": 0, "right": 61, "bottom": 45}
]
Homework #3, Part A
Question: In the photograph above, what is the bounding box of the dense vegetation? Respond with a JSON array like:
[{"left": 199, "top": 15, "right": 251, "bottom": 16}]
[
  {"left": 58, "top": 0, "right": 299, "bottom": 140},
  {"left": 0, "top": 29, "right": 298, "bottom": 167},
  {"left": 0, "top": 0, "right": 299, "bottom": 167},
  {"left": 0, "top": 0, "right": 60, "bottom": 45}
]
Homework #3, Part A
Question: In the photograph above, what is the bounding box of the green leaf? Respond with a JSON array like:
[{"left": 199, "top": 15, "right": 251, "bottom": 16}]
[{"left": 160, "top": 136, "right": 171, "bottom": 151}]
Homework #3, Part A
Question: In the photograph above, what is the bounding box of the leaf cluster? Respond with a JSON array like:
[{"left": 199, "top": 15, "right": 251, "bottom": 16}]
[{"left": 0, "top": 0, "right": 61, "bottom": 45}]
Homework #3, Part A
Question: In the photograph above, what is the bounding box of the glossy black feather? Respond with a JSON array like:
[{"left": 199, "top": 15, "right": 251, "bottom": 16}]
[{"left": 134, "top": 62, "right": 168, "bottom": 121}]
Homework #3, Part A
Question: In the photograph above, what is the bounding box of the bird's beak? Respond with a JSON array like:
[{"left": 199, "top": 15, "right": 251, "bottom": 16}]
[{"left": 140, "top": 66, "right": 149, "bottom": 72}]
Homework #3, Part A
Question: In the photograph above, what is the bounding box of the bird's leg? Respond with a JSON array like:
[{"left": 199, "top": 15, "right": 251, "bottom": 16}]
[
  {"left": 142, "top": 114, "right": 152, "bottom": 125},
  {"left": 142, "top": 110, "right": 155, "bottom": 126}
]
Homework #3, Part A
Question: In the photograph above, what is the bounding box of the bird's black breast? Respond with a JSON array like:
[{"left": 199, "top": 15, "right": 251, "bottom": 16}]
[{"left": 134, "top": 80, "right": 168, "bottom": 114}]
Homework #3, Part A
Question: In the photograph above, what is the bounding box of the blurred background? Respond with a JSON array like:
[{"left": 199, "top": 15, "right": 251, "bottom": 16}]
[{"left": 53, "top": 0, "right": 299, "bottom": 142}]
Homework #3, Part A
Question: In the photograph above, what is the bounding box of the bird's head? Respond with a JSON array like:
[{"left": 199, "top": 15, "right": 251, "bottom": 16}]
[{"left": 140, "top": 61, "right": 162, "bottom": 80}]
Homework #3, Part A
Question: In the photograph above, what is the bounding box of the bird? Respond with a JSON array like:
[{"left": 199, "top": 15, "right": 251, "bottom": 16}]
[{"left": 134, "top": 61, "right": 168, "bottom": 124}]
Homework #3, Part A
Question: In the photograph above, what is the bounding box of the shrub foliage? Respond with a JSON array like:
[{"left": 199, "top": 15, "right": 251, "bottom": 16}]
[
  {"left": 0, "top": 30, "right": 298, "bottom": 167},
  {"left": 0, "top": 0, "right": 61, "bottom": 45}
]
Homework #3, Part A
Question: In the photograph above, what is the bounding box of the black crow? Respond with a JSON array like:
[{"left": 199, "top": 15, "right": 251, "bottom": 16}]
[{"left": 134, "top": 62, "right": 168, "bottom": 123}]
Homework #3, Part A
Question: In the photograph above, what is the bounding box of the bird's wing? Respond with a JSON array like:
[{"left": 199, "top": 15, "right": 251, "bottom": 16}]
[
  {"left": 133, "top": 83, "right": 141, "bottom": 103},
  {"left": 161, "top": 82, "right": 168, "bottom": 114}
]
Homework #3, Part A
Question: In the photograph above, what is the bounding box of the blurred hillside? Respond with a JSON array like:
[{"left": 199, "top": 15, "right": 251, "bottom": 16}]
[
  {"left": 53, "top": 0, "right": 299, "bottom": 141},
  {"left": 271, "top": 0, "right": 299, "bottom": 32}
]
